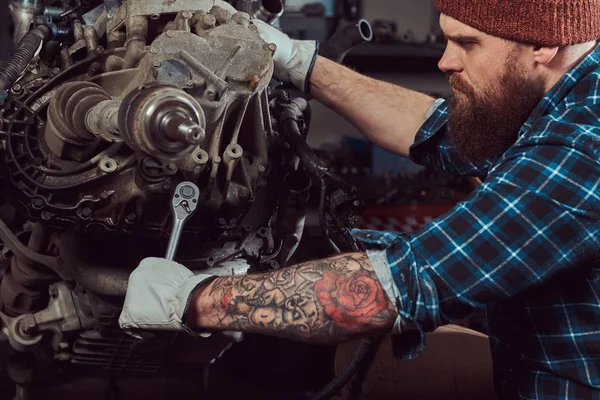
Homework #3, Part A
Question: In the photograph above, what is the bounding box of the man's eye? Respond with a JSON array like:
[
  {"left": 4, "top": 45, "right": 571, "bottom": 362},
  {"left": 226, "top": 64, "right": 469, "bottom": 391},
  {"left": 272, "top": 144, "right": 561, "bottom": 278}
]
[{"left": 458, "top": 41, "right": 475, "bottom": 49}]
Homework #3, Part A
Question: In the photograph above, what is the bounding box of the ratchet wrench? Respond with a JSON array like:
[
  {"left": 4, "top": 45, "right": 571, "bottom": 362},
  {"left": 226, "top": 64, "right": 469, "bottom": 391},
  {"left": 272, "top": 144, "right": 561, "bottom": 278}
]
[{"left": 165, "top": 181, "right": 200, "bottom": 260}]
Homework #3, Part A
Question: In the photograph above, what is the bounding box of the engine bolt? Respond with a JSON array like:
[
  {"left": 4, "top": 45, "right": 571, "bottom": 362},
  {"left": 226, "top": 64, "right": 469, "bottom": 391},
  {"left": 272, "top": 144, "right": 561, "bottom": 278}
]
[
  {"left": 51, "top": 67, "right": 61, "bottom": 75},
  {"left": 200, "top": 14, "right": 217, "bottom": 29},
  {"left": 182, "top": 10, "right": 193, "bottom": 19},
  {"left": 125, "top": 213, "right": 137, "bottom": 223},
  {"left": 31, "top": 198, "right": 44, "bottom": 208},
  {"left": 185, "top": 79, "right": 194, "bottom": 87},
  {"left": 152, "top": 60, "right": 161, "bottom": 68},
  {"left": 205, "top": 89, "right": 216, "bottom": 100},
  {"left": 17, "top": 315, "right": 37, "bottom": 335},
  {"left": 12, "top": 84, "right": 21, "bottom": 93},
  {"left": 79, "top": 208, "right": 92, "bottom": 219},
  {"left": 218, "top": 218, "right": 227, "bottom": 226},
  {"left": 41, "top": 211, "right": 52, "bottom": 220},
  {"left": 166, "top": 30, "right": 175, "bottom": 38}
]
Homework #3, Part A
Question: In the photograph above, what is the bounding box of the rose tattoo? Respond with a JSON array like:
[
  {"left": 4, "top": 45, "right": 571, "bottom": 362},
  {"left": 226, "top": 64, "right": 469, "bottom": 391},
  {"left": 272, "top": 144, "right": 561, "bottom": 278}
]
[{"left": 315, "top": 271, "right": 387, "bottom": 329}]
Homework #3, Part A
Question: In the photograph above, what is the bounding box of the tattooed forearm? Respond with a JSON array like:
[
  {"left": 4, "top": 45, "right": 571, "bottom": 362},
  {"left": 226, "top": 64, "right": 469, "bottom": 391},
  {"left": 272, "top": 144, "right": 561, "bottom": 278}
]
[{"left": 187, "top": 253, "right": 398, "bottom": 344}]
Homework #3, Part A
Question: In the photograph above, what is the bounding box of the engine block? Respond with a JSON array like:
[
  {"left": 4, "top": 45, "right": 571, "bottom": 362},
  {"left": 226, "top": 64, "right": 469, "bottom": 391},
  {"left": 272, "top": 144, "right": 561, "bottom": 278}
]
[
  {"left": 1, "top": 0, "right": 278, "bottom": 238},
  {"left": 0, "top": 0, "right": 322, "bottom": 388}
]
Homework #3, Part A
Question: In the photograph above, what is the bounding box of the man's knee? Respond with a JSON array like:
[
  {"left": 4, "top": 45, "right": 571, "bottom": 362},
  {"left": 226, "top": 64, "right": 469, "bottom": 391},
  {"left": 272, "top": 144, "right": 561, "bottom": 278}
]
[{"left": 334, "top": 325, "right": 495, "bottom": 400}]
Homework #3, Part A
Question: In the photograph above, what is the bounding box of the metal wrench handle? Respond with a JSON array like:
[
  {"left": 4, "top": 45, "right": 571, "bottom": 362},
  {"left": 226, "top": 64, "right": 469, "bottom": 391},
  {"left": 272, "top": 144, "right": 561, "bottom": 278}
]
[{"left": 165, "top": 181, "right": 200, "bottom": 260}]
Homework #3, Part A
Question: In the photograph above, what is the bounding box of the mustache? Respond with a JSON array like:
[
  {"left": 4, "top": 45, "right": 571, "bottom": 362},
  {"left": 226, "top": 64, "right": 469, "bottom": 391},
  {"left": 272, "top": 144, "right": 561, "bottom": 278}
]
[{"left": 448, "top": 74, "right": 474, "bottom": 96}]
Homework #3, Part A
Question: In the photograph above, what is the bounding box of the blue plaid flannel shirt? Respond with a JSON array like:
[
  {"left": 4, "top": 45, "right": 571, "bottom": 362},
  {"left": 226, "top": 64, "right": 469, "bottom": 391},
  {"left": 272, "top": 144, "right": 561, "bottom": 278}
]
[{"left": 354, "top": 42, "right": 600, "bottom": 399}]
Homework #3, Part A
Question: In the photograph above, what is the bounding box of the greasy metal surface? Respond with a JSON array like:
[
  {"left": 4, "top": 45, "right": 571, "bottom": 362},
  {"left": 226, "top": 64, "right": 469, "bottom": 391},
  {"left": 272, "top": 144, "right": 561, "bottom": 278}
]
[
  {"left": 0, "top": 282, "right": 80, "bottom": 352},
  {"left": 0, "top": 311, "right": 43, "bottom": 351},
  {"left": 68, "top": 328, "right": 239, "bottom": 373},
  {"left": 127, "top": 0, "right": 224, "bottom": 17},
  {"left": 32, "top": 282, "right": 81, "bottom": 334},
  {"left": 86, "top": 99, "right": 122, "bottom": 142}
]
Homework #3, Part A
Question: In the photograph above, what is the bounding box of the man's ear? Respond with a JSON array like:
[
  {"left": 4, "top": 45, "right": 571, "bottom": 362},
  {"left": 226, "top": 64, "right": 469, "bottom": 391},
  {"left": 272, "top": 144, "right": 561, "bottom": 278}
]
[{"left": 533, "top": 46, "right": 560, "bottom": 65}]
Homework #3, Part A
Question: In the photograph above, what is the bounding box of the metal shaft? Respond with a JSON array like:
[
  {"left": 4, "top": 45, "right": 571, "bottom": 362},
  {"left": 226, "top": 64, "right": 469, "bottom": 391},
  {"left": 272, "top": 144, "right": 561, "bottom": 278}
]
[{"left": 165, "top": 217, "right": 186, "bottom": 261}]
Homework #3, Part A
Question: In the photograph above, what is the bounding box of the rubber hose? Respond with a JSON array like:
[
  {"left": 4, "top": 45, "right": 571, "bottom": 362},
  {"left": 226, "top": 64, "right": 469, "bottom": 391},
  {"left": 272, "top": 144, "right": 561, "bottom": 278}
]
[
  {"left": 311, "top": 337, "right": 375, "bottom": 400},
  {"left": 319, "top": 178, "right": 341, "bottom": 254},
  {"left": 281, "top": 98, "right": 328, "bottom": 178},
  {"left": 0, "top": 25, "right": 50, "bottom": 92},
  {"left": 302, "top": 99, "right": 312, "bottom": 136}
]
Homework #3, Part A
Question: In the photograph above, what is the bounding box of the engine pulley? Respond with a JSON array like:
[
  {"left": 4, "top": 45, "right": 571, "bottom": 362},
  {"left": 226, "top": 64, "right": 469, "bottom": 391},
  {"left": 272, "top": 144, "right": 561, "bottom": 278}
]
[{"left": 118, "top": 83, "right": 207, "bottom": 159}]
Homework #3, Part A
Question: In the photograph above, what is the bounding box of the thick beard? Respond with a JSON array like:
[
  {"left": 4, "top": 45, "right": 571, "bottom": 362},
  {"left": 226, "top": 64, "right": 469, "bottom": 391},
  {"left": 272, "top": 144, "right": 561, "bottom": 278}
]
[{"left": 448, "top": 61, "right": 546, "bottom": 164}]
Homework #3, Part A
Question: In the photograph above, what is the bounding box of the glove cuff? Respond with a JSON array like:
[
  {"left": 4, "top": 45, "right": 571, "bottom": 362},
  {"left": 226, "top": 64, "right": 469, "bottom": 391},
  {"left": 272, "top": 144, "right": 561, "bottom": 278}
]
[
  {"left": 177, "top": 273, "right": 217, "bottom": 338},
  {"left": 287, "top": 40, "right": 319, "bottom": 93},
  {"left": 304, "top": 40, "right": 319, "bottom": 93}
]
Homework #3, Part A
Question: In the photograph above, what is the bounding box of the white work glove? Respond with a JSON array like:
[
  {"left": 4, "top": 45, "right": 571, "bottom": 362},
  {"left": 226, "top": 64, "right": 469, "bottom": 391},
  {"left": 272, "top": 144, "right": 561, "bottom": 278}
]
[
  {"left": 119, "top": 257, "right": 216, "bottom": 338},
  {"left": 253, "top": 19, "right": 318, "bottom": 92}
]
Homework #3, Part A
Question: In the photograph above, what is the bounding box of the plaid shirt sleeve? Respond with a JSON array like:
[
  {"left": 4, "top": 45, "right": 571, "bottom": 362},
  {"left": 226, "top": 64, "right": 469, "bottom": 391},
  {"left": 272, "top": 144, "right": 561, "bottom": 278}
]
[
  {"left": 409, "top": 99, "right": 495, "bottom": 177},
  {"left": 354, "top": 112, "right": 600, "bottom": 359}
]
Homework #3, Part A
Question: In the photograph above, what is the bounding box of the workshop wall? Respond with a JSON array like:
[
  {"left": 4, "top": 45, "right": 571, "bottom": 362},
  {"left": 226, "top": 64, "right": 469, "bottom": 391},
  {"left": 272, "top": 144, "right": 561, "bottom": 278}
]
[
  {"left": 288, "top": 0, "right": 452, "bottom": 148},
  {"left": 363, "top": 0, "right": 439, "bottom": 43}
]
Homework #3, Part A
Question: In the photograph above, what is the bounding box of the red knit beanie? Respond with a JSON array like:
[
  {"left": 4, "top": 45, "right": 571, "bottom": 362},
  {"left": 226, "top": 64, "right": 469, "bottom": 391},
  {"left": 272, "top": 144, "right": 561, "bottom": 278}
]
[{"left": 434, "top": 0, "right": 600, "bottom": 46}]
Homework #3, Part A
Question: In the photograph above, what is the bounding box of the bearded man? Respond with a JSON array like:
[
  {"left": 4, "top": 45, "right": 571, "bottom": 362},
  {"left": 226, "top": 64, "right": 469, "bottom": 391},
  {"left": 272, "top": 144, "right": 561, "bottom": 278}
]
[{"left": 119, "top": 0, "right": 600, "bottom": 398}]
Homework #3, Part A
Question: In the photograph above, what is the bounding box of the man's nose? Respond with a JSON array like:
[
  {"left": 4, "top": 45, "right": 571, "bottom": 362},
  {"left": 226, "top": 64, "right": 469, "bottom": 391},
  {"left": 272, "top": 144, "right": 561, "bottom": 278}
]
[{"left": 438, "top": 47, "right": 463, "bottom": 74}]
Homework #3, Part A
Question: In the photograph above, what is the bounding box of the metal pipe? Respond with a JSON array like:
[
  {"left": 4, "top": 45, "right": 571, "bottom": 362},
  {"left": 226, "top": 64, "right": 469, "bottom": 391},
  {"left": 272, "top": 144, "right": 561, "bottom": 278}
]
[
  {"left": 319, "top": 19, "right": 373, "bottom": 63},
  {"left": 58, "top": 232, "right": 129, "bottom": 297},
  {"left": 8, "top": 0, "right": 46, "bottom": 46},
  {"left": 253, "top": 0, "right": 284, "bottom": 25},
  {"left": 122, "top": 15, "right": 148, "bottom": 69},
  {"left": 0, "top": 223, "right": 58, "bottom": 315},
  {"left": 0, "top": 217, "right": 64, "bottom": 279}
]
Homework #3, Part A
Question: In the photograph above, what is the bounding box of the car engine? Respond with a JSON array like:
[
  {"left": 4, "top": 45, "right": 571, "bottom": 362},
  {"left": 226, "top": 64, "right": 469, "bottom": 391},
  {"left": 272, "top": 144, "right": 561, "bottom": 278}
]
[{"left": 0, "top": 0, "right": 331, "bottom": 390}]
